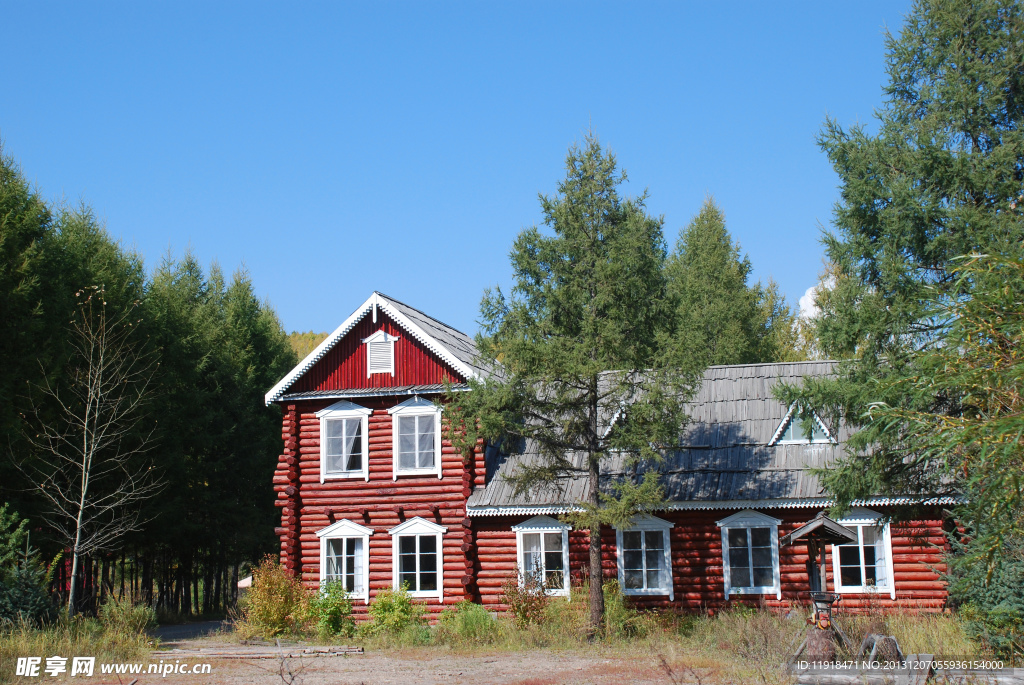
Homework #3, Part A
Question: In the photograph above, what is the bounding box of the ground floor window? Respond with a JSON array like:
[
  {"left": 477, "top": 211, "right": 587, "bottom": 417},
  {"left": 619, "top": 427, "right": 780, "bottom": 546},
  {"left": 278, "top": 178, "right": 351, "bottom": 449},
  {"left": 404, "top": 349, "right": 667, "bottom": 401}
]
[
  {"left": 389, "top": 516, "right": 447, "bottom": 601},
  {"left": 316, "top": 519, "right": 373, "bottom": 603},
  {"left": 831, "top": 509, "right": 895, "bottom": 599},
  {"left": 513, "top": 516, "right": 571, "bottom": 596},
  {"left": 717, "top": 510, "right": 782, "bottom": 599},
  {"left": 615, "top": 515, "right": 674, "bottom": 599}
]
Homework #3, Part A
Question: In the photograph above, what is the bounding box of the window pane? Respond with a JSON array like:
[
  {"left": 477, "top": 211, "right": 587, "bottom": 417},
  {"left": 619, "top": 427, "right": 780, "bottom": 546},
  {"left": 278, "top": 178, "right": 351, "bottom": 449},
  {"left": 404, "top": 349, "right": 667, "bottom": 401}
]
[
  {"left": 728, "top": 548, "right": 748, "bottom": 570},
  {"left": 728, "top": 528, "right": 748, "bottom": 548},
  {"left": 731, "top": 565, "right": 751, "bottom": 588},
  {"left": 646, "top": 569, "right": 661, "bottom": 589},
  {"left": 420, "top": 570, "right": 438, "bottom": 591},
  {"left": 417, "top": 416, "right": 434, "bottom": 468},
  {"left": 624, "top": 550, "right": 643, "bottom": 571},
  {"left": 399, "top": 428, "right": 416, "bottom": 469},
  {"left": 838, "top": 544, "right": 862, "bottom": 586},
  {"left": 345, "top": 419, "right": 362, "bottom": 471},
  {"left": 623, "top": 531, "right": 642, "bottom": 550},
  {"left": 750, "top": 528, "right": 771, "bottom": 547},
  {"left": 645, "top": 549, "right": 661, "bottom": 572},
  {"left": 522, "top": 533, "right": 541, "bottom": 579},
  {"left": 544, "top": 551, "right": 563, "bottom": 580},
  {"left": 751, "top": 546, "right": 772, "bottom": 568},
  {"left": 326, "top": 539, "right": 343, "bottom": 580},
  {"left": 624, "top": 569, "right": 643, "bottom": 589},
  {"left": 400, "top": 536, "right": 417, "bottom": 554},
  {"left": 644, "top": 531, "right": 663, "bottom": 552},
  {"left": 399, "top": 535, "right": 418, "bottom": 590},
  {"left": 419, "top": 535, "right": 437, "bottom": 556},
  {"left": 753, "top": 566, "right": 773, "bottom": 587}
]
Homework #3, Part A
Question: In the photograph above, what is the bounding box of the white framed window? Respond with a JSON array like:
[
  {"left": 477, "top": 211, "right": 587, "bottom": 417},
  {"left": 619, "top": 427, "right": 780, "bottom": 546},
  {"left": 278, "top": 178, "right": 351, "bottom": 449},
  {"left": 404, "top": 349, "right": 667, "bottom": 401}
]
[
  {"left": 316, "top": 519, "right": 373, "bottom": 604},
  {"left": 615, "top": 515, "right": 674, "bottom": 600},
  {"left": 512, "top": 516, "right": 571, "bottom": 596},
  {"left": 831, "top": 508, "right": 896, "bottom": 599},
  {"left": 316, "top": 400, "right": 372, "bottom": 482},
  {"left": 362, "top": 330, "right": 399, "bottom": 377},
  {"left": 388, "top": 396, "right": 442, "bottom": 479},
  {"left": 389, "top": 517, "right": 447, "bottom": 601},
  {"left": 717, "top": 510, "right": 782, "bottom": 600},
  {"left": 769, "top": 403, "right": 835, "bottom": 445}
]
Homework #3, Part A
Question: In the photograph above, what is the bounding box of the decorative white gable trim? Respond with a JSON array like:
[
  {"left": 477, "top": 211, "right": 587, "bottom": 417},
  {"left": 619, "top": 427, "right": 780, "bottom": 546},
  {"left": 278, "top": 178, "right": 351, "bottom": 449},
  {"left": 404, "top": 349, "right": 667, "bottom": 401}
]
[
  {"left": 717, "top": 509, "right": 782, "bottom": 600},
  {"left": 768, "top": 403, "right": 836, "bottom": 446},
  {"left": 831, "top": 508, "right": 897, "bottom": 599},
  {"left": 316, "top": 401, "right": 373, "bottom": 483},
  {"left": 362, "top": 330, "right": 399, "bottom": 377},
  {"left": 512, "top": 516, "right": 571, "bottom": 596},
  {"left": 388, "top": 396, "right": 443, "bottom": 480},
  {"left": 614, "top": 515, "right": 674, "bottom": 600},
  {"left": 388, "top": 517, "right": 447, "bottom": 602},
  {"left": 388, "top": 516, "right": 448, "bottom": 536},
  {"left": 264, "top": 292, "right": 477, "bottom": 405},
  {"left": 316, "top": 519, "right": 373, "bottom": 604}
]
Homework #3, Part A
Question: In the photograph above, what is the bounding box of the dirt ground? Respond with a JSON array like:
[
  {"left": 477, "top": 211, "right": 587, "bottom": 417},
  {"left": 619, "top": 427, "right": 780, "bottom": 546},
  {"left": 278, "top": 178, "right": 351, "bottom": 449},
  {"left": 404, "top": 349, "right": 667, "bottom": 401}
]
[{"left": 136, "top": 635, "right": 705, "bottom": 685}]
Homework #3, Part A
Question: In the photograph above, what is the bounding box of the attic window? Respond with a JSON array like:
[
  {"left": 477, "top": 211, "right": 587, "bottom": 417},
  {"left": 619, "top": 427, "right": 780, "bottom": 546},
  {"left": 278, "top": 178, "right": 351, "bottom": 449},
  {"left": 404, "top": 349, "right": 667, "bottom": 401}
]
[
  {"left": 362, "top": 330, "right": 399, "bottom": 377},
  {"left": 770, "top": 404, "right": 835, "bottom": 445}
]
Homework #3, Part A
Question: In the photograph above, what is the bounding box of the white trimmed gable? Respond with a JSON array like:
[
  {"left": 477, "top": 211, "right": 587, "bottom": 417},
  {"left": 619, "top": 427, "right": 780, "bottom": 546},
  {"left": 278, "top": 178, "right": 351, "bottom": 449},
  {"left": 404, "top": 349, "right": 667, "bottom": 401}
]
[
  {"left": 768, "top": 404, "right": 836, "bottom": 446},
  {"left": 716, "top": 509, "right": 782, "bottom": 528},
  {"left": 264, "top": 292, "right": 479, "bottom": 405},
  {"left": 388, "top": 516, "right": 448, "bottom": 536},
  {"left": 512, "top": 515, "right": 570, "bottom": 532},
  {"left": 362, "top": 330, "right": 399, "bottom": 377},
  {"left": 315, "top": 400, "right": 373, "bottom": 419},
  {"left": 316, "top": 519, "right": 374, "bottom": 539},
  {"left": 387, "top": 396, "right": 439, "bottom": 414}
]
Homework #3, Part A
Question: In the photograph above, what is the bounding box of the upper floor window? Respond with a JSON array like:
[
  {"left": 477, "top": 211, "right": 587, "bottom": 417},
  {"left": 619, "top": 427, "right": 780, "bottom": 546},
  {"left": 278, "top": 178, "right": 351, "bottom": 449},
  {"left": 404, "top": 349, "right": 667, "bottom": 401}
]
[
  {"left": 615, "top": 515, "right": 674, "bottom": 600},
  {"left": 389, "top": 517, "right": 447, "bottom": 601},
  {"left": 316, "top": 400, "right": 372, "bottom": 482},
  {"left": 316, "top": 519, "right": 373, "bottom": 604},
  {"left": 388, "top": 396, "right": 442, "bottom": 479},
  {"left": 512, "top": 516, "right": 571, "bottom": 596},
  {"left": 770, "top": 404, "right": 835, "bottom": 445},
  {"left": 831, "top": 508, "right": 896, "bottom": 599},
  {"left": 717, "top": 510, "right": 782, "bottom": 599},
  {"left": 362, "top": 330, "right": 399, "bottom": 377}
]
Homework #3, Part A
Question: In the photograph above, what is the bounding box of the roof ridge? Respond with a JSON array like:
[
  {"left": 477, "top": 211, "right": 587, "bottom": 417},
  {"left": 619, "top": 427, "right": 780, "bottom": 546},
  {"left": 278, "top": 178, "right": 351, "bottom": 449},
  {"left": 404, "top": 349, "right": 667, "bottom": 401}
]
[
  {"left": 704, "top": 360, "right": 838, "bottom": 370},
  {"left": 374, "top": 291, "right": 473, "bottom": 340}
]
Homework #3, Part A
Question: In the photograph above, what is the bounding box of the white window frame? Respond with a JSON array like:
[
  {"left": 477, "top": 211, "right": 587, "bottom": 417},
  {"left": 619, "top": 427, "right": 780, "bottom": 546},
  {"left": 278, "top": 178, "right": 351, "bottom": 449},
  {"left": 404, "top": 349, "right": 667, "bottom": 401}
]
[
  {"left": 615, "top": 514, "right": 674, "bottom": 600},
  {"left": 512, "top": 515, "right": 571, "bottom": 597},
  {"left": 717, "top": 510, "right": 782, "bottom": 600},
  {"left": 316, "top": 400, "right": 372, "bottom": 483},
  {"left": 362, "top": 329, "right": 399, "bottom": 377},
  {"left": 389, "top": 516, "right": 447, "bottom": 602},
  {"left": 388, "top": 396, "right": 443, "bottom": 480},
  {"left": 831, "top": 508, "right": 896, "bottom": 599},
  {"left": 769, "top": 403, "right": 836, "bottom": 446},
  {"left": 316, "top": 519, "right": 373, "bottom": 604}
]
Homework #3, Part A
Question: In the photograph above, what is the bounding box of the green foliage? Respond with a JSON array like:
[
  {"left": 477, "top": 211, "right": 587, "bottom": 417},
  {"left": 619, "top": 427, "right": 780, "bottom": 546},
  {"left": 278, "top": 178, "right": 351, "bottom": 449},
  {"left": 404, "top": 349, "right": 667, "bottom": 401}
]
[
  {"left": 309, "top": 581, "right": 354, "bottom": 639},
  {"left": 601, "top": 580, "right": 651, "bottom": 640},
  {"left": 0, "top": 508, "right": 55, "bottom": 626},
  {"left": 435, "top": 601, "right": 498, "bottom": 645},
  {"left": 97, "top": 595, "right": 156, "bottom": 635},
  {"left": 360, "top": 585, "right": 426, "bottom": 640},
  {"left": 457, "top": 134, "right": 703, "bottom": 629},
  {"left": 287, "top": 331, "right": 329, "bottom": 360},
  {"left": 0, "top": 506, "right": 29, "bottom": 571},
  {"left": 236, "top": 556, "right": 310, "bottom": 638},
  {"left": 499, "top": 573, "right": 549, "bottom": 629},
  {"left": 782, "top": 0, "right": 1024, "bottom": 514},
  {"left": 665, "top": 198, "right": 803, "bottom": 366}
]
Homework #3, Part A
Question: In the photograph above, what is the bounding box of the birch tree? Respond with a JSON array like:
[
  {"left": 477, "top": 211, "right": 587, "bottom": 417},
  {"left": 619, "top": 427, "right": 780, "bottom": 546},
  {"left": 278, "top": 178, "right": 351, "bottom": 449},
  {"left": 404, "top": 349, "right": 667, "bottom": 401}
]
[{"left": 21, "top": 286, "right": 161, "bottom": 613}]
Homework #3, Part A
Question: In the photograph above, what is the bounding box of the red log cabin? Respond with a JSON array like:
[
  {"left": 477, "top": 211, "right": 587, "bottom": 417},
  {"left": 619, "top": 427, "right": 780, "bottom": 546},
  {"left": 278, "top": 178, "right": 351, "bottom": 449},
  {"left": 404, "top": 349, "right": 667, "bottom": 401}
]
[{"left": 266, "top": 292, "right": 952, "bottom": 619}]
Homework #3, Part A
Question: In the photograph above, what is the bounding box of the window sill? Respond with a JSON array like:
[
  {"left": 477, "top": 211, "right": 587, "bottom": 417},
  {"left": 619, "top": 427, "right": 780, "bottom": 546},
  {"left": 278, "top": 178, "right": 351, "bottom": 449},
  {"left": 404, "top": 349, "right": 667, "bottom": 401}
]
[
  {"left": 727, "top": 587, "right": 778, "bottom": 595},
  {"left": 394, "top": 468, "right": 441, "bottom": 478},
  {"left": 323, "top": 471, "right": 367, "bottom": 480},
  {"left": 622, "top": 588, "right": 672, "bottom": 596},
  {"left": 835, "top": 586, "right": 891, "bottom": 594},
  {"left": 406, "top": 590, "right": 443, "bottom": 600}
]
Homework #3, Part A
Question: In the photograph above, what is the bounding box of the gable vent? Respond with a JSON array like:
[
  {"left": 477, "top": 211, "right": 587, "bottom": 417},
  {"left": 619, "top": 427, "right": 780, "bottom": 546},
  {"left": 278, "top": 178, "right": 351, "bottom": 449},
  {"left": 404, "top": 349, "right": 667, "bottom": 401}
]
[{"left": 363, "top": 330, "right": 399, "bottom": 377}]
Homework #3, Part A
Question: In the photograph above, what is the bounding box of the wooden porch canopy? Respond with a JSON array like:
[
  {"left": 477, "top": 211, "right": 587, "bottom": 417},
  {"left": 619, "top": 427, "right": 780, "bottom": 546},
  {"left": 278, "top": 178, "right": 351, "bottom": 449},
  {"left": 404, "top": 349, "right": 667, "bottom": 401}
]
[{"left": 780, "top": 512, "right": 857, "bottom": 548}]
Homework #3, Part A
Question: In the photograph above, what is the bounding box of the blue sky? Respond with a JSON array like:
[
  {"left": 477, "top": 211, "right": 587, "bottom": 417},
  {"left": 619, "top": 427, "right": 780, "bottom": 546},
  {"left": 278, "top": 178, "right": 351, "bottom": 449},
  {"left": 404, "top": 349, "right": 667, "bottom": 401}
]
[{"left": 2, "top": 1, "right": 911, "bottom": 336}]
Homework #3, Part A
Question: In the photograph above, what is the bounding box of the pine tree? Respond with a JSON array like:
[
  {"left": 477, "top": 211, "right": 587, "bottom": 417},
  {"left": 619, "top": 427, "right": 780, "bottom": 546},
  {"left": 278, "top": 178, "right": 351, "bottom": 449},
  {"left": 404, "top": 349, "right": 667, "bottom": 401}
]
[
  {"left": 460, "top": 135, "right": 702, "bottom": 634},
  {"left": 665, "top": 198, "right": 803, "bottom": 366},
  {"left": 780, "top": 0, "right": 1024, "bottom": 511}
]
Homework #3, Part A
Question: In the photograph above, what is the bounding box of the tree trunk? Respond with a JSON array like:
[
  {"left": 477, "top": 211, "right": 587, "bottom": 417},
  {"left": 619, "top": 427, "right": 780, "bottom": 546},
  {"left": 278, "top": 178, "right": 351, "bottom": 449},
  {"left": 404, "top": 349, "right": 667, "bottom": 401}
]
[{"left": 587, "top": 373, "right": 604, "bottom": 636}]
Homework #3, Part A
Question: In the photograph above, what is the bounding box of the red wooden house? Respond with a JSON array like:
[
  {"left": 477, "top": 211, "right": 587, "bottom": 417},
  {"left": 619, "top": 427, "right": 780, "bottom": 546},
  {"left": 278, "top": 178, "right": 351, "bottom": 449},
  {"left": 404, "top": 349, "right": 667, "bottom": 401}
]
[{"left": 266, "top": 292, "right": 952, "bottom": 619}]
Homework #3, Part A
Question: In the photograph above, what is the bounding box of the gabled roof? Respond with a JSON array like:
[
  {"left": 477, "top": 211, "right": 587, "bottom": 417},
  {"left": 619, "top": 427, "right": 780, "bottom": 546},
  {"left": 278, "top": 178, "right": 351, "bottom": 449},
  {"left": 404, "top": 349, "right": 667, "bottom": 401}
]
[
  {"left": 468, "top": 361, "right": 850, "bottom": 513},
  {"left": 265, "top": 292, "right": 485, "bottom": 405}
]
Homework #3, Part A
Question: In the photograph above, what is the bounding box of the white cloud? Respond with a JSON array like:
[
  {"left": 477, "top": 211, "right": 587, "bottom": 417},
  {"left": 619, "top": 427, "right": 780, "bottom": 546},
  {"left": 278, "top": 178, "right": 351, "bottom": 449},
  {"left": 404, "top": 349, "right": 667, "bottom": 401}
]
[{"left": 798, "top": 285, "right": 819, "bottom": 320}]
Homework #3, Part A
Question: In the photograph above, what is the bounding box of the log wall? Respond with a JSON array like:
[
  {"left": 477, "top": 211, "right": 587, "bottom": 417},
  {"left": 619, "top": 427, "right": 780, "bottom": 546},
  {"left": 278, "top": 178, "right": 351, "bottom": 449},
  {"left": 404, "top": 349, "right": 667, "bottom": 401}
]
[
  {"left": 474, "top": 509, "right": 949, "bottom": 614},
  {"left": 273, "top": 396, "right": 485, "bottom": 620}
]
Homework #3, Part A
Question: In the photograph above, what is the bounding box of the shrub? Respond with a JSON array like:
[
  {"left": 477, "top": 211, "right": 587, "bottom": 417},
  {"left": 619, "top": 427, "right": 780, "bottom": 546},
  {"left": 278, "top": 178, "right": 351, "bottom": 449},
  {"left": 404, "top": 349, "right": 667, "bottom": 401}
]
[
  {"left": 236, "top": 556, "right": 310, "bottom": 638},
  {"left": 359, "top": 585, "right": 426, "bottom": 641},
  {"left": 602, "top": 580, "right": 655, "bottom": 640},
  {"left": 98, "top": 595, "right": 156, "bottom": 636},
  {"left": 0, "top": 563, "right": 56, "bottom": 626},
  {"left": 435, "top": 601, "right": 498, "bottom": 645},
  {"left": 500, "top": 572, "right": 548, "bottom": 629},
  {"left": 309, "top": 581, "right": 354, "bottom": 639}
]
